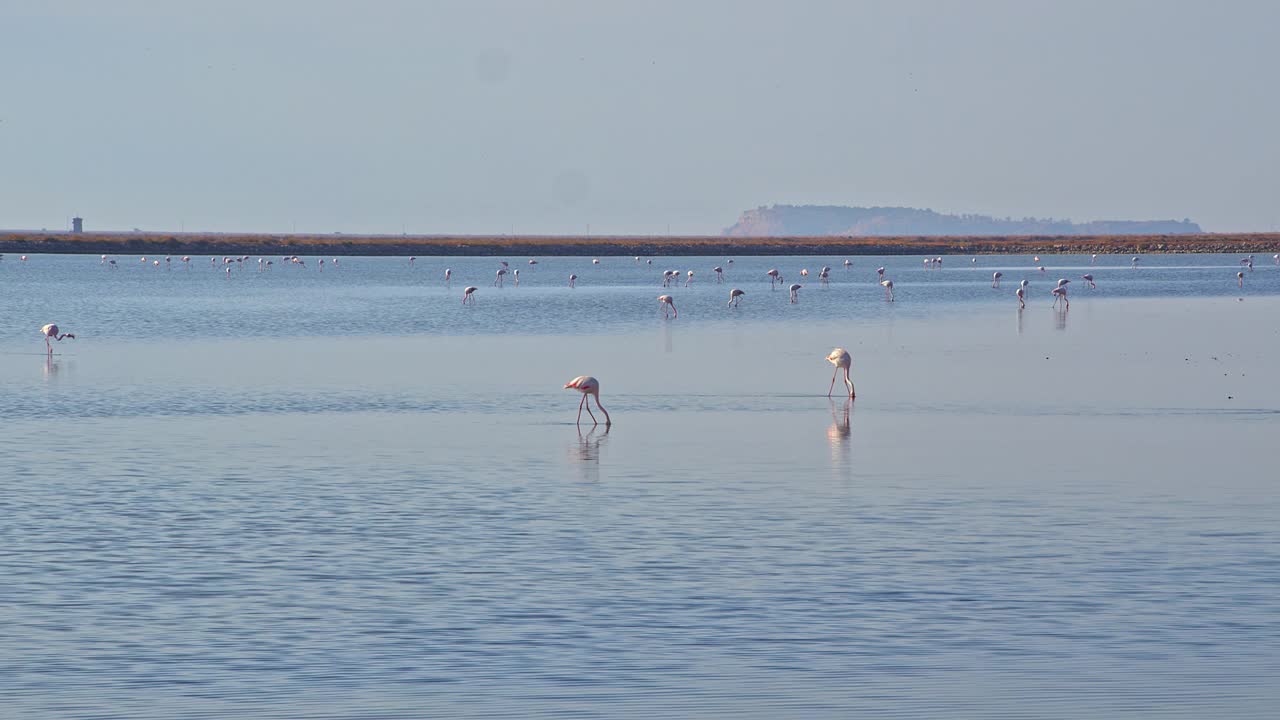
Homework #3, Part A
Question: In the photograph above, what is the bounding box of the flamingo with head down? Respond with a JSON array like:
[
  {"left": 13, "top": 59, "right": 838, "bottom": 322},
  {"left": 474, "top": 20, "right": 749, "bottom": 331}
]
[{"left": 564, "top": 375, "right": 611, "bottom": 427}]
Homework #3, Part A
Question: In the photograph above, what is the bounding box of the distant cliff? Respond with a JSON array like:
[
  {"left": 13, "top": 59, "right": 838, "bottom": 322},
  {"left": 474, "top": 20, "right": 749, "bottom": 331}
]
[{"left": 723, "top": 205, "right": 1202, "bottom": 237}]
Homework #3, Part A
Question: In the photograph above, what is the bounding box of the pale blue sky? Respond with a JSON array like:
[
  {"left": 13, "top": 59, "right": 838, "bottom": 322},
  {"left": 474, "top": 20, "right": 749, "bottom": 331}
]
[{"left": 2, "top": 1, "right": 1276, "bottom": 234}]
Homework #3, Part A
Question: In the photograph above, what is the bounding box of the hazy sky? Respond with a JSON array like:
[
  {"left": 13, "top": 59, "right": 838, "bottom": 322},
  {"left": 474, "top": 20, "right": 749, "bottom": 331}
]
[{"left": 2, "top": 1, "right": 1277, "bottom": 234}]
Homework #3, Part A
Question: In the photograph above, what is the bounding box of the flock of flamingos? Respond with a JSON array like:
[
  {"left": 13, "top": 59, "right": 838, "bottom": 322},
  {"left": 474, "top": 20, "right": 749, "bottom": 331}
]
[{"left": 23, "top": 249, "right": 1279, "bottom": 427}]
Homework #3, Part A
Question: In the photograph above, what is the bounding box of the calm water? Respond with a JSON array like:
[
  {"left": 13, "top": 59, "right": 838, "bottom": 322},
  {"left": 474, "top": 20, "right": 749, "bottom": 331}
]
[{"left": 1, "top": 253, "right": 1278, "bottom": 718}]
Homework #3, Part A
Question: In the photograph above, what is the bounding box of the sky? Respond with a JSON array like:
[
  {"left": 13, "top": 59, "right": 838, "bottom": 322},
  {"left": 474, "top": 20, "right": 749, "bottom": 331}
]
[{"left": 2, "top": 0, "right": 1277, "bottom": 235}]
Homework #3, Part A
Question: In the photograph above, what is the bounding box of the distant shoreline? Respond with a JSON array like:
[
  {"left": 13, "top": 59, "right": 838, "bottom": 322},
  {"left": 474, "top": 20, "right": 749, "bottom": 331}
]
[{"left": 2, "top": 231, "right": 1278, "bottom": 257}]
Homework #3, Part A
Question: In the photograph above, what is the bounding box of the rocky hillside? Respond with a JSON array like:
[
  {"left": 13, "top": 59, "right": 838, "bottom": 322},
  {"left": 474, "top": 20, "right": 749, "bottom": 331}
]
[{"left": 723, "top": 205, "right": 1202, "bottom": 237}]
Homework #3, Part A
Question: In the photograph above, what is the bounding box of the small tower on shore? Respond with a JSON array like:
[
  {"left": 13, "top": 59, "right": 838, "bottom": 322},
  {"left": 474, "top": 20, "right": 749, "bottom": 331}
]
[{"left": 72, "top": 217, "right": 83, "bottom": 233}]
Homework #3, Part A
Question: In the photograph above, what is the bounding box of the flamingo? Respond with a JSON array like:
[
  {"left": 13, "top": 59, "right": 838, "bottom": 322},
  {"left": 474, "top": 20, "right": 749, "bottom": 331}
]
[
  {"left": 789, "top": 283, "right": 802, "bottom": 303},
  {"left": 182, "top": 256, "right": 190, "bottom": 269},
  {"left": 657, "top": 294, "right": 677, "bottom": 318},
  {"left": 1016, "top": 286, "right": 1025, "bottom": 309},
  {"left": 843, "top": 259, "right": 851, "bottom": 269},
  {"left": 41, "top": 324, "right": 75, "bottom": 354},
  {"left": 800, "top": 268, "right": 810, "bottom": 277},
  {"left": 713, "top": 266, "right": 724, "bottom": 282},
  {"left": 165, "top": 255, "right": 172, "bottom": 268},
  {"left": 826, "top": 348, "right": 855, "bottom": 398},
  {"left": 1037, "top": 266, "right": 1046, "bottom": 273},
  {"left": 529, "top": 259, "right": 538, "bottom": 265},
  {"left": 1052, "top": 285, "right": 1069, "bottom": 308},
  {"left": 1274, "top": 254, "right": 1279, "bottom": 266},
  {"left": 409, "top": 256, "right": 416, "bottom": 267},
  {"left": 767, "top": 269, "right": 781, "bottom": 288},
  {"left": 444, "top": 268, "right": 452, "bottom": 283},
  {"left": 992, "top": 271, "right": 1003, "bottom": 288},
  {"left": 19, "top": 255, "right": 27, "bottom": 262},
  {"left": 1091, "top": 253, "right": 1098, "bottom": 265},
  {"left": 819, "top": 267, "right": 830, "bottom": 286},
  {"left": 569, "top": 273, "right": 578, "bottom": 288},
  {"left": 100, "top": 255, "right": 107, "bottom": 264},
  {"left": 685, "top": 270, "right": 694, "bottom": 287},
  {"left": 1020, "top": 279, "right": 1030, "bottom": 293},
  {"left": 319, "top": 258, "right": 325, "bottom": 272},
  {"left": 494, "top": 268, "right": 507, "bottom": 286},
  {"left": 592, "top": 258, "right": 600, "bottom": 265},
  {"left": 564, "top": 375, "right": 611, "bottom": 427},
  {"left": 1131, "top": 256, "right": 1140, "bottom": 268},
  {"left": 728, "top": 288, "right": 745, "bottom": 307},
  {"left": 881, "top": 279, "right": 894, "bottom": 301},
  {"left": 727, "top": 259, "right": 734, "bottom": 265},
  {"left": 513, "top": 268, "right": 520, "bottom": 286},
  {"left": 152, "top": 260, "right": 160, "bottom": 268},
  {"left": 876, "top": 267, "right": 885, "bottom": 282},
  {"left": 108, "top": 259, "right": 117, "bottom": 268},
  {"left": 1056, "top": 278, "right": 1070, "bottom": 288},
  {"left": 462, "top": 286, "right": 477, "bottom": 304},
  {"left": 1237, "top": 271, "right": 1245, "bottom": 288},
  {"left": 971, "top": 258, "right": 977, "bottom": 264},
  {"left": 500, "top": 260, "right": 509, "bottom": 268}
]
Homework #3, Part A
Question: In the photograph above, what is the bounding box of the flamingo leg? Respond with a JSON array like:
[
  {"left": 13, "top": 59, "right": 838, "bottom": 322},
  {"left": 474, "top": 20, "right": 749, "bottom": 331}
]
[
  {"left": 828, "top": 368, "right": 837, "bottom": 397},
  {"left": 577, "top": 394, "right": 586, "bottom": 425},
  {"left": 844, "top": 367, "right": 855, "bottom": 399},
  {"left": 584, "top": 398, "right": 598, "bottom": 425},
  {"left": 593, "top": 395, "right": 611, "bottom": 426}
]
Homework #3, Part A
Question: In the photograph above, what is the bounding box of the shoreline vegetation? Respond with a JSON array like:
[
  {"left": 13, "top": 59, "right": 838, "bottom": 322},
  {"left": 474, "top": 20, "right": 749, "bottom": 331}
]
[{"left": 2, "top": 231, "right": 1278, "bottom": 257}]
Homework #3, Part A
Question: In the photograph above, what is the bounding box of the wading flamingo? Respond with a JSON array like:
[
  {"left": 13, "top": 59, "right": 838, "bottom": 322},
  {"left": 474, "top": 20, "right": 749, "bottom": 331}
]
[
  {"left": 876, "top": 267, "right": 885, "bottom": 282},
  {"left": 462, "top": 286, "right": 477, "bottom": 304},
  {"left": 1016, "top": 287, "right": 1025, "bottom": 309},
  {"left": 1081, "top": 274, "right": 1095, "bottom": 288},
  {"left": 564, "top": 375, "right": 611, "bottom": 427},
  {"left": 444, "top": 268, "right": 452, "bottom": 283},
  {"left": 1238, "top": 271, "right": 1245, "bottom": 288},
  {"left": 881, "top": 279, "right": 894, "bottom": 301},
  {"left": 728, "top": 288, "right": 745, "bottom": 307},
  {"left": 767, "top": 269, "right": 781, "bottom": 288},
  {"left": 685, "top": 271, "right": 694, "bottom": 287},
  {"left": 713, "top": 266, "right": 724, "bottom": 282},
  {"left": 41, "top": 324, "right": 75, "bottom": 354},
  {"left": 657, "top": 294, "right": 677, "bottom": 318},
  {"left": 1052, "top": 286, "right": 1069, "bottom": 309},
  {"left": 569, "top": 273, "right": 578, "bottom": 288},
  {"left": 789, "top": 283, "right": 802, "bottom": 303},
  {"left": 992, "top": 271, "right": 1003, "bottom": 288},
  {"left": 826, "top": 348, "right": 855, "bottom": 398}
]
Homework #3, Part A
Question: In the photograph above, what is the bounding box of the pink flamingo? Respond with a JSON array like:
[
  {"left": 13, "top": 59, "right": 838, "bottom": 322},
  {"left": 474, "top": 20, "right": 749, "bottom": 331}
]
[
  {"left": 728, "top": 288, "right": 745, "bottom": 307},
  {"left": 876, "top": 267, "right": 885, "bottom": 282},
  {"left": 819, "top": 267, "right": 830, "bottom": 286},
  {"left": 657, "top": 294, "right": 677, "bottom": 318},
  {"left": 100, "top": 255, "right": 107, "bottom": 264},
  {"left": 1237, "top": 271, "right": 1245, "bottom": 288},
  {"left": 569, "top": 273, "right": 578, "bottom": 288},
  {"left": 1052, "top": 286, "right": 1069, "bottom": 308},
  {"left": 444, "top": 268, "right": 452, "bottom": 283},
  {"left": 513, "top": 268, "right": 520, "bottom": 286},
  {"left": 767, "top": 269, "right": 781, "bottom": 288},
  {"left": 529, "top": 259, "right": 538, "bottom": 265},
  {"left": 1081, "top": 274, "right": 1095, "bottom": 288},
  {"left": 494, "top": 268, "right": 507, "bottom": 286},
  {"left": 462, "top": 286, "right": 477, "bottom": 304},
  {"left": 713, "top": 266, "right": 724, "bottom": 282},
  {"left": 843, "top": 259, "right": 851, "bottom": 269},
  {"left": 800, "top": 268, "right": 810, "bottom": 277},
  {"left": 789, "top": 283, "right": 802, "bottom": 303},
  {"left": 826, "top": 348, "right": 855, "bottom": 398},
  {"left": 1016, "top": 286, "right": 1025, "bottom": 308},
  {"left": 564, "top": 375, "right": 611, "bottom": 427},
  {"left": 409, "top": 256, "right": 416, "bottom": 267},
  {"left": 41, "top": 324, "right": 75, "bottom": 354},
  {"left": 1091, "top": 254, "right": 1098, "bottom": 265},
  {"left": 992, "top": 271, "right": 1003, "bottom": 288},
  {"left": 685, "top": 271, "right": 694, "bottom": 287},
  {"left": 881, "top": 279, "right": 894, "bottom": 301}
]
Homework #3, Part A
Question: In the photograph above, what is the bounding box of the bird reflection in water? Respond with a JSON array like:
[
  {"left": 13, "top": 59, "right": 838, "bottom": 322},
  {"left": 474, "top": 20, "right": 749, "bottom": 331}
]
[
  {"left": 1054, "top": 306, "right": 1069, "bottom": 331},
  {"left": 662, "top": 320, "right": 673, "bottom": 354},
  {"left": 570, "top": 425, "right": 611, "bottom": 481},
  {"left": 1016, "top": 307, "right": 1025, "bottom": 336},
  {"left": 827, "top": 397, "right": 853, "bottom": 467},
  {"left": 43, "top": 355, "right": 60, "bottom": 380}
]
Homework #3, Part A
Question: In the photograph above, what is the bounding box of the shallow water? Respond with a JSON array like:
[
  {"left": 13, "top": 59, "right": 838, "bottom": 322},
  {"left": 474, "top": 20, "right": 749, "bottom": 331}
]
[{"left": 2, "top": 254, "right": 1278, "bottom": 718}]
